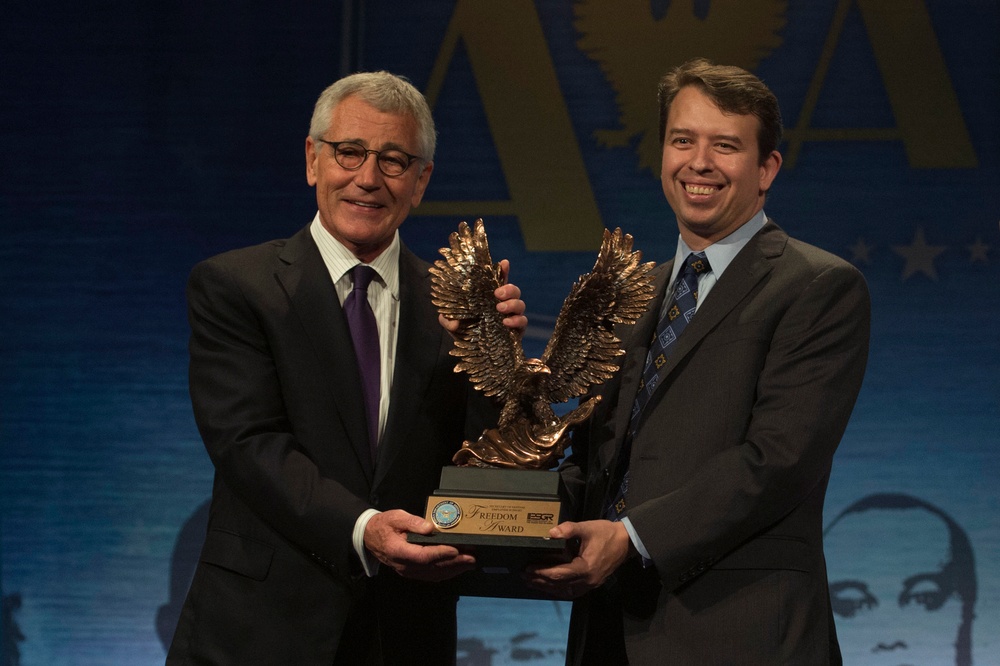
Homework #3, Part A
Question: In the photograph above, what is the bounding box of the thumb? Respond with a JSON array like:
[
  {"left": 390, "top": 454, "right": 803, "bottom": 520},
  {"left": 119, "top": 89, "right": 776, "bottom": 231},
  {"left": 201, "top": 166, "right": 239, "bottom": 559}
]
[
  {"left": 549, "top": 521, "right": 578, "bottom": 539},
  {"left": 498, "top": 258, "right": 510, "bottom": 285},
  {"left": 384, "top": 509, "right": 433, "bottom": 534}
]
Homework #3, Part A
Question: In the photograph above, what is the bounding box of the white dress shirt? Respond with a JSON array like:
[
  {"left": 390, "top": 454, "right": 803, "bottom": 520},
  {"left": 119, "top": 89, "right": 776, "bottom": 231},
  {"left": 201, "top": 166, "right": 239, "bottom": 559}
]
[{"left": 310, "top": 214, "right": 402, "bottom": 576}]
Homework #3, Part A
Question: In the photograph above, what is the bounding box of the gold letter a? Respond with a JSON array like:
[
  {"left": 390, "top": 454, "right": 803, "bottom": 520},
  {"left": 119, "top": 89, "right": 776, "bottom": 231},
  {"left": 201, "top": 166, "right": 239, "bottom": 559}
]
[{"left": 416, "top": 0, "right": 606, "bottom": 251}]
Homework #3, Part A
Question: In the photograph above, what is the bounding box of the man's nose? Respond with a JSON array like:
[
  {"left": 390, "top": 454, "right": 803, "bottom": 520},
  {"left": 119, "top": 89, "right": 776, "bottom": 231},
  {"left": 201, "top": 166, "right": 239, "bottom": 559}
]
[
  {"left": 353, "top": 154, "right": 384, "bottom": 188},
  {"left": 688, "top": 146, "right": 714, "bottom": 172}
]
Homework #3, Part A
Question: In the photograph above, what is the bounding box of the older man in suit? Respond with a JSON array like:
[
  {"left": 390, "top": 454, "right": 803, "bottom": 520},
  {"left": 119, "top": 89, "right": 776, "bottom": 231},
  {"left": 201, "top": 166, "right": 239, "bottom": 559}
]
[
  {"left": 166, "top": 71, "right": 525, "bottom": 665},
  {"left": 528, "top": 59, "right": 870, "bottom": 665}
]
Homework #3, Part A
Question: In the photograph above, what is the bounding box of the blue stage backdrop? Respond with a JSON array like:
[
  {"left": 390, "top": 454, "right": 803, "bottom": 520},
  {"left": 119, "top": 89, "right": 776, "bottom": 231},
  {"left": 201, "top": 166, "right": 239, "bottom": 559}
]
[{"left": 2, "top": 1, "right": 997, "bottom": 664}]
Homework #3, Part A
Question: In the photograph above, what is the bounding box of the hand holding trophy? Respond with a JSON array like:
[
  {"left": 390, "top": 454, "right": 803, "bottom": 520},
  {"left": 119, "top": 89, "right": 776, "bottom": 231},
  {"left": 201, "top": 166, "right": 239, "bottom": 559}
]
[{"left": 409, "top": 219, "right": 655, "bottom": 597}]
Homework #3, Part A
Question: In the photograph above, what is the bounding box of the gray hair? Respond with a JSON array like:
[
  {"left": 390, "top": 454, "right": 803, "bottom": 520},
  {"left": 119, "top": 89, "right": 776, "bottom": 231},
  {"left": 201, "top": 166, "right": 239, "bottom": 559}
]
[{"left": 309, "top": 71, "right": 437, "bottom": 162}]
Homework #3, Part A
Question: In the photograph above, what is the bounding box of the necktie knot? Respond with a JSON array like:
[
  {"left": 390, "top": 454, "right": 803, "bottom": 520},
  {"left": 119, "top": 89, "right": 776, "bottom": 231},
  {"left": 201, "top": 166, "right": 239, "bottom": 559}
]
[
  {"left": 352, "top": 264, "right": 378, "bottom": 292},
  {"left": 668, "top": 252, "right": 710, "bottom": 310},
  {"left": 684, "top": 251, "right": 710, "bottom": 277}
]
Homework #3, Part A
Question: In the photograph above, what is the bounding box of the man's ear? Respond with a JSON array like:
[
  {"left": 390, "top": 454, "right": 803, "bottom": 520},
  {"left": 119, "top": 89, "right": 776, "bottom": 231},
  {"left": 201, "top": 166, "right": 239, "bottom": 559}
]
[
  {"left": 409, "top": 161, "right": 434, "bottom": 208},
  {"left": 759, "top": 150, "right": 782, "bottom": 194},
  {"left": 305, "top": 136, "right": 319, "bottom": 186}
]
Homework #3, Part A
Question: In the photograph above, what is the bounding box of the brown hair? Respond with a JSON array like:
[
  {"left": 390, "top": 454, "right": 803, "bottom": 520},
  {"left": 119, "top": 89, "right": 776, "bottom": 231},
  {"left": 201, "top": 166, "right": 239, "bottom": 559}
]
[{"left": 658, "top": 58, "right": 782, "bottom": 164}]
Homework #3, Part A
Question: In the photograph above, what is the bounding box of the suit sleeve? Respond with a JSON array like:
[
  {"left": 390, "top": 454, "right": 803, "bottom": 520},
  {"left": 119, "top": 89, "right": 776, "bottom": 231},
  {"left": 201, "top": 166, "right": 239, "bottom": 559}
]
[
  {"left": 627, "top": 260, "right": 871, "bottom": 590},
  {"left": 187, "top": 257, "right": 370, "bottom": 576}
]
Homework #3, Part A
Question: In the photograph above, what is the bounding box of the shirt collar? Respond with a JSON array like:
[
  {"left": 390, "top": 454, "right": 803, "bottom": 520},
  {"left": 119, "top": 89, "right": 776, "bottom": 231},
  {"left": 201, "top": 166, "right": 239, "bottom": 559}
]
[
  {"left": 309, "top": 213, "right": 401, "bottom": 298},
  {"left": 670, "top": 209, "right": 768, "bottom": 284}
]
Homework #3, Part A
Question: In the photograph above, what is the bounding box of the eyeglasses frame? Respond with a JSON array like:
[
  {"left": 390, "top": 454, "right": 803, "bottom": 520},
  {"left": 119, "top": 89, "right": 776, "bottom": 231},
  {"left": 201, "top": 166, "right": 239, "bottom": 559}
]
[{"left": 316, "top": 139, "right": 425, "bottom": 177}]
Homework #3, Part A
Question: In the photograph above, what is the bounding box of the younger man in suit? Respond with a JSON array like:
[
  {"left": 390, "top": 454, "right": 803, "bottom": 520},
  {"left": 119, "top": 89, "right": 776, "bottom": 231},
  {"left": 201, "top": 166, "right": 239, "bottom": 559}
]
[{"left": 527, "top": 58, "right": 870, "bottom": 665}]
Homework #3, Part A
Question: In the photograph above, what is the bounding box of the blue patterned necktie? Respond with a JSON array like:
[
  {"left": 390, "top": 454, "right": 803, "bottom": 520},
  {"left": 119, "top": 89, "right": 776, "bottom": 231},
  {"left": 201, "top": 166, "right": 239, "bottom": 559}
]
[
  {"left": 604, "top": 252, "right": 711, "bottom": 520},
  {"left": 343, "top": 265, "right": 381, "bottom": 462}
]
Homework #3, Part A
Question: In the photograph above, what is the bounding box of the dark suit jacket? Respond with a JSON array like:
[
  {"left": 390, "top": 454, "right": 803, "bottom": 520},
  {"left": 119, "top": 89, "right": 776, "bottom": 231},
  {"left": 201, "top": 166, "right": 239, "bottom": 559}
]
[
  {"left": 167, "top": 225, "right": 489, "bottom": 665},
  {"left": 561, "top": 222, "right": 870, "bottom": 665}
]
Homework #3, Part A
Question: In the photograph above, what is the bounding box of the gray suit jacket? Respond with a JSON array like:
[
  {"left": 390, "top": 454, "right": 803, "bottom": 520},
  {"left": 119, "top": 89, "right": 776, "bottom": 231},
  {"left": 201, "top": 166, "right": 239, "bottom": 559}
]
[
  {"left": 561, "top": 222, "right": 870, "bottom": 665},
  {"left": 167, "top": 225, "right": 489, "bottom": 665}
]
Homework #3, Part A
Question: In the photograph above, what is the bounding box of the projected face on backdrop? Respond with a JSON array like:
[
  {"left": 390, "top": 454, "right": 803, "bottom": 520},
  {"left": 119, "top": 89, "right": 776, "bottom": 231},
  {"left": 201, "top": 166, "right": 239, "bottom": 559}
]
[{"left": 823, "top": 494, "right": 976, "bottom": 666}]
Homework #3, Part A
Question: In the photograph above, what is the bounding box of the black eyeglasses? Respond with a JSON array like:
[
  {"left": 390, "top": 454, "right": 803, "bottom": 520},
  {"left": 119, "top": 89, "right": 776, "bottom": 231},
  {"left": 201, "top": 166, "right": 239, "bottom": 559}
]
[{"left": 317, "top": 139, "right": 424, "bottom": 177}]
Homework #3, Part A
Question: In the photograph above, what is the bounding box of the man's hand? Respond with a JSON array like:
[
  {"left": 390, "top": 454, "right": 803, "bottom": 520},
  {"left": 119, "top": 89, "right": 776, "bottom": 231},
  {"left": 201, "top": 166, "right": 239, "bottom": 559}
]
[
  {"left": 523, "top": 520, "right": 632, "bottom": 599},
  {"left": 439, "top": 258, "right": 527, "bottom": 334},
  {"left": 364, "top": 510, "right": 476, "bottom": 581}
]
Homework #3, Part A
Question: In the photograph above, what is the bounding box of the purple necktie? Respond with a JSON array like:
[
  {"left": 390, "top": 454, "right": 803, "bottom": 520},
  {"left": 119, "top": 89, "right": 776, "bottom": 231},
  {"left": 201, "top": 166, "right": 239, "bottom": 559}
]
[{"left": 344, "top": 265, "right": 381, "bottom": 461}]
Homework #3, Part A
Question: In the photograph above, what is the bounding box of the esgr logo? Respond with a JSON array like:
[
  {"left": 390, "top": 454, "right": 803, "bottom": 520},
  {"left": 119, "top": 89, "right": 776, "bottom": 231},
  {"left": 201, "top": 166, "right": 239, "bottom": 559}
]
[{"left": 526, "top": 512, "right": 555, "bottom": 524}]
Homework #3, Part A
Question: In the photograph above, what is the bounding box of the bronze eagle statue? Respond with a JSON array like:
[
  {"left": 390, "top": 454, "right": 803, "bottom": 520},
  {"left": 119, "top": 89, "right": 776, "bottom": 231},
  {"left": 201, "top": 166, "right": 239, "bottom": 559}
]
[{"left": 430, "top": 219, "right": 656, "bottom": 470}]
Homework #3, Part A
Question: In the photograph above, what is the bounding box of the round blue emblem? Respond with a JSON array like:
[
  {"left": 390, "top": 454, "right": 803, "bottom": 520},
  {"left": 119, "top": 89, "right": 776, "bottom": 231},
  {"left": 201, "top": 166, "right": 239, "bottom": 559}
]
[{"left": 431, "top": 500, "right": 462, "bottom": 529}]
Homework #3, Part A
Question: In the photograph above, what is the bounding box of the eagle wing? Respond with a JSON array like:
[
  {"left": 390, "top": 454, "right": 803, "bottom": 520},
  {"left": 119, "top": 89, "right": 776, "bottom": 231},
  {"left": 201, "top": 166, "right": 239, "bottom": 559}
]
[
  {"left": 538, "top": 228, "right": 656, "bottom": 404},
  {"left": 430, "top": 219, "right": 523, "bottom": 401},
  {"left": 575, "top": 0, "right": 788, "bottom": 173}
]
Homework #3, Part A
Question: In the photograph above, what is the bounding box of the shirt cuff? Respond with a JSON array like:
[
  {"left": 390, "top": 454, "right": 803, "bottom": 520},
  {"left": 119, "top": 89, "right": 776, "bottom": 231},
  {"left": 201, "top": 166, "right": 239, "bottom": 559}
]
[
  {"left": 620, "top": 516, "right": 653, "bottom": 567},
  {"left": 353, "top": 508, "right": 382, "bottom": 577}
]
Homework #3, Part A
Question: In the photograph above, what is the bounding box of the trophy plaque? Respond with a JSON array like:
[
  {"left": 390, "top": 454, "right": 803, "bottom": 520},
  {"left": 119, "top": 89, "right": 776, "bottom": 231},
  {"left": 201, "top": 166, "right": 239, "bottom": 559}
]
[
  {"left": 410, "top": 466, "right": 568, "bottom": 598},
  {"left": 408, "top": 219, "right": 655, "bottom": 598}
]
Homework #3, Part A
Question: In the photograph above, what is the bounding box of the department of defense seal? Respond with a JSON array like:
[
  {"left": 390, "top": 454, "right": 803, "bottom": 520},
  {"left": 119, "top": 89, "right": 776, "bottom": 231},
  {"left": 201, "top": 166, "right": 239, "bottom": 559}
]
[{"left": 431, "top": 500, "right": 462, "bottom": 529}]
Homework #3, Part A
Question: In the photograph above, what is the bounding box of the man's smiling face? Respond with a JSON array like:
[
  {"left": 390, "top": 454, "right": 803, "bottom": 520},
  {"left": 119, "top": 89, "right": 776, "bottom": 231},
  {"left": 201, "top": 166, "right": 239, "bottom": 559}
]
[
  {"left": 305, "top": 94, "right": 433, "bottom": 263},
  {"left": 660, "top": 85, "right": 781, "bottom": 250}
]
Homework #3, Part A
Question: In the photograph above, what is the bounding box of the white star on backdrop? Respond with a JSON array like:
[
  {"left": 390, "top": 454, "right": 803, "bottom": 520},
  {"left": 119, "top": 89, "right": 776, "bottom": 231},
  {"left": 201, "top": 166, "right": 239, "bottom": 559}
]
[
  {"left": 967, "top": 237, "right": 990, "bottom": 263},
  {"left": 892, "top": 228, "right": 947, "bottom": 281},
  {"left": 849, "top": 238, "right": 873, "bottom": 265}
]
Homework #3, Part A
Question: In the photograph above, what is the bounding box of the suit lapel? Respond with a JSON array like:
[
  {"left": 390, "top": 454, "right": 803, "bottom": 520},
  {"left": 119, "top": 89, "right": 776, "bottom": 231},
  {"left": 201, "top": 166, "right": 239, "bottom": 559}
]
[
  {"left": 606, "top": 223, "right": 789, "bottom": 458},
  {"left": 275, "top": 227, "right": 374, "bottom": 482},
  {"left": 635, "top": 224, "right": 788, "bottom": 431},
  {"left": 374, "top": 244, "right": 443, "bottom": 487}
]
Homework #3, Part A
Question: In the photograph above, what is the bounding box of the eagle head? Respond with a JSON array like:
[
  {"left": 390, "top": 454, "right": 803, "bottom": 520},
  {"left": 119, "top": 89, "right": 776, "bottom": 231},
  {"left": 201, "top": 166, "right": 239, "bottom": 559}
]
[{"left": 516, "top": 358, "right": 551, "bottom": 387}]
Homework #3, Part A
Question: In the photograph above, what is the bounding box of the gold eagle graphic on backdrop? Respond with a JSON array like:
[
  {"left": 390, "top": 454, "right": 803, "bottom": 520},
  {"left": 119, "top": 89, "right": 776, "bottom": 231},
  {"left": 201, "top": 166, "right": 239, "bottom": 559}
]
[
  {"left": 575, "top": 0, "right": 788, "bottom": 174},
  {"left": 431, "top": 220, "right": 655, "bottom": 469}
]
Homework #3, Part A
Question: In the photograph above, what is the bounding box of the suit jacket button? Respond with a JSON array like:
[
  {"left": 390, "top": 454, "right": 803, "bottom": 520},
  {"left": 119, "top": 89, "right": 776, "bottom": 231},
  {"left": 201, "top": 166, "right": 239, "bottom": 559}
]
[{"left": 370, "top": 494, "right": 379, "bottom": 506}]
